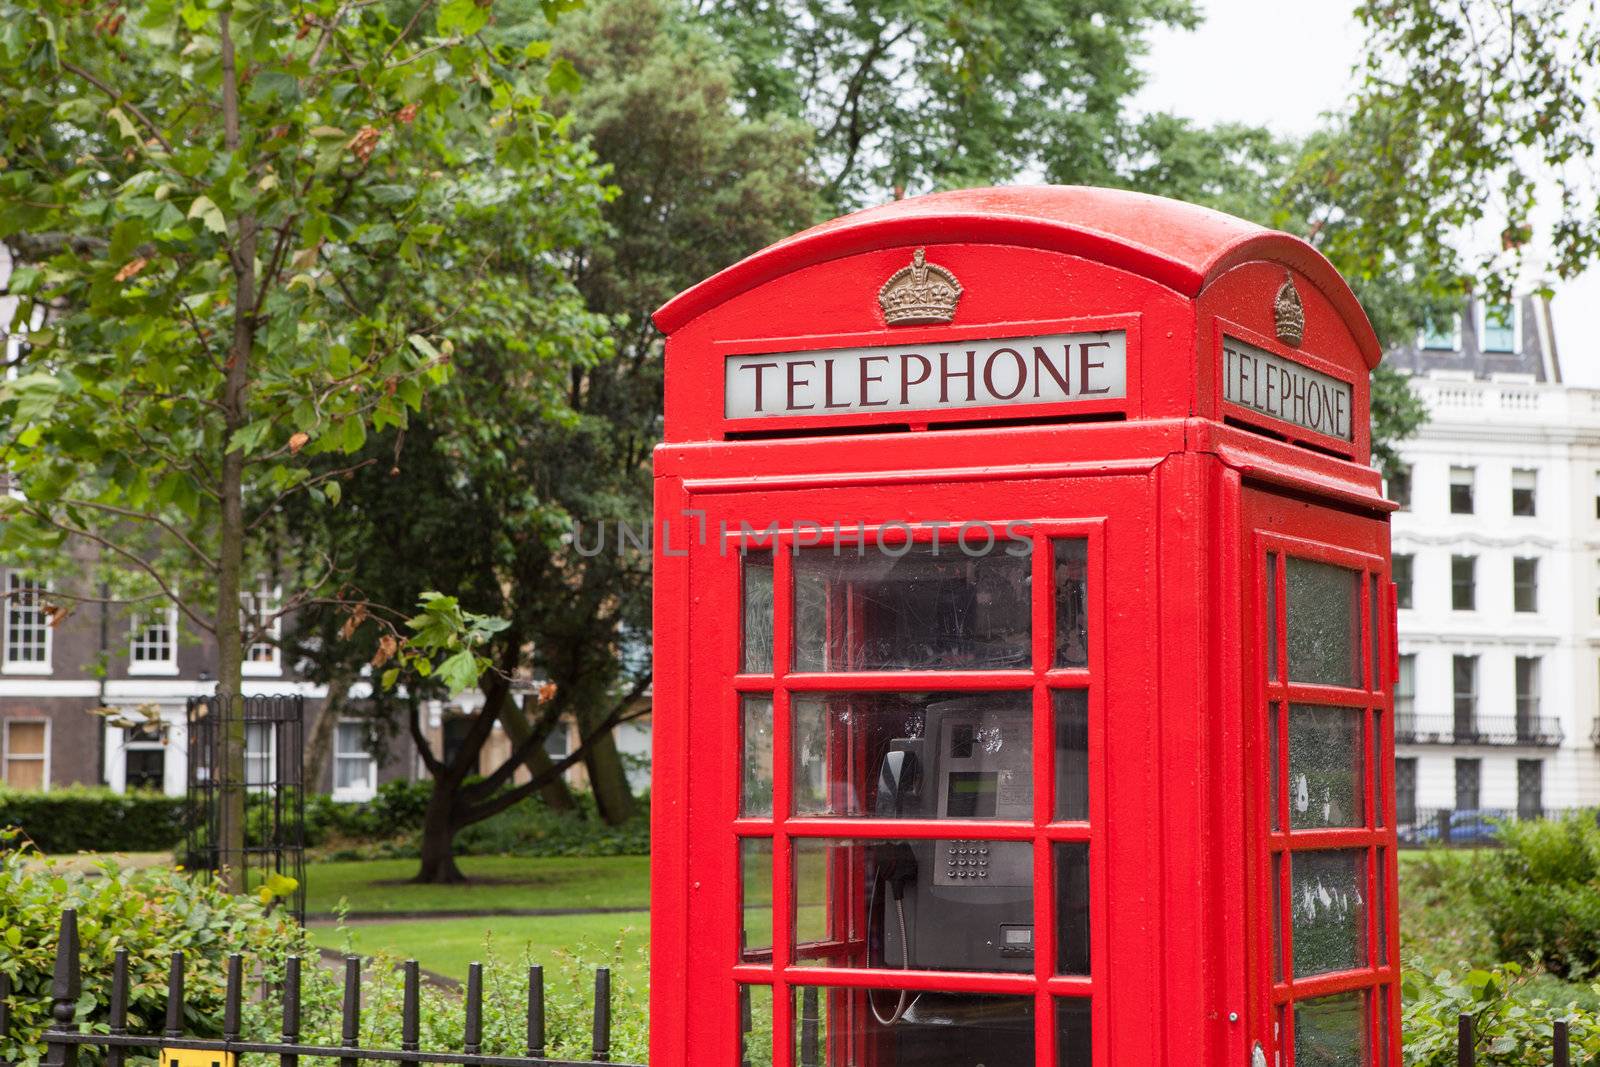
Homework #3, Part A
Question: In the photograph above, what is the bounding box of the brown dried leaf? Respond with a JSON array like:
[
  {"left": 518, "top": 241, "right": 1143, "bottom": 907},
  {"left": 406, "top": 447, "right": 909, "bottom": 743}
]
[
  {"left": 338, "top": 603, "right": 370, "bottom": 641},
  {"left": 114, "top": 256, "right": 149, "bottom": 282},
  {"left": 347, "top": 125, "right": 382, "bottom": 163},
  {"left": 370, "top": 634, "right": 398, "bottom": 669},
  {"left": 288, "top": 431, "right": 311, "bottom": 454},
  {"left": 395, "top": 104, "right": 419, "bottom": 125}
]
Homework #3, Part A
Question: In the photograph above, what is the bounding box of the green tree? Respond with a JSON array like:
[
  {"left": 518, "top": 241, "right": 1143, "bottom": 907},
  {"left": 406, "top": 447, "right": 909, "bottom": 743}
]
[{"left": 0, "top": 0, "right": 606, "bottom": 887}]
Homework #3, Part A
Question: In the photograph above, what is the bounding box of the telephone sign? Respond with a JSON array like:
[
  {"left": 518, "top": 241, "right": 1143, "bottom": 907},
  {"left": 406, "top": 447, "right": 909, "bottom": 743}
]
[{"left": 651, "top": 185, "right": 1399, "bottom": 1067}]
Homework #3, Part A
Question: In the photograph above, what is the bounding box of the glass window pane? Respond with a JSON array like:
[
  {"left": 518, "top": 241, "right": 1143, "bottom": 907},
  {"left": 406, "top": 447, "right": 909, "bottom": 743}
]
[
  {"left": 1269, "top": 704, "right": 1280, "bottom": 832},
  {"left": 1288, "top": 704, "right": 1364, "bottom": 830},
  {"left": 1376, "top": 847, "right": 1389, "bottom": 966},
  {"left": 742, "top": 695, "right": 774, "bottom": 817},
  {"left": 1372, "top": 710, "right": 1385, "bottom": 829},
  {"left": 1291, "top": 849, "right": 1367, "bottom": 977},
  {"left": 740, "top": 984, "right": 773, "bottom": 1067},
  {"left": 1055, "top": 842, "right": 1090, "bottom": 975},
  {"left": 1369, "top": 574, "right": 1380, "bottom": 689},
  {"left": 1294, "top": 990, "right": 1368, "bottom": 1067},
  {"left": 1286, "top": 558, "right": 1361, "bottom": 687},
  {"left": 742, "top": 550, "right": 774, "bottom": 674},
  {"left": 792, "top": 838, "right": 1033, "bottom": 973},
  {"left": 1055, "top": 689, "right": 1088, "bottom": 821},
  {"left": 741, "top": 838, "right": 773, "bottom": 963},
  {"left": 1056, "top": 998, "right": 1092, "bottom": 1067},
  {"left": 1271, "top": 852, "right": 1283, "bottom": 982},
  {"left": 1055, "top": 539, "right": 1089, "bottom": 667},
  {"left": 793, "top": 986, "right": 1033, "bottom": 1066},
  {"left": 6, "top": 721, "right": 45, "bottom": 756},
  {"left": 792, "top": 692, "right": 1032, "bottom": 819},
  {"left": 793, "top": 543, "right": 1031, "bottom": 672},
  {"left": 1267, "top": 553, "right": 1278, "bottom": 680}
]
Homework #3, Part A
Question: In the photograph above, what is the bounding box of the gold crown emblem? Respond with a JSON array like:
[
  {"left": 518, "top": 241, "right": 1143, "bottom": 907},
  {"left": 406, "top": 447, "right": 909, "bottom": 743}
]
[
  {"left": 1274, "top": 275, "right": 1305, "bottom": 347},
  {"left": 878, "top": 248, "right": 962, "bottom": 326}
]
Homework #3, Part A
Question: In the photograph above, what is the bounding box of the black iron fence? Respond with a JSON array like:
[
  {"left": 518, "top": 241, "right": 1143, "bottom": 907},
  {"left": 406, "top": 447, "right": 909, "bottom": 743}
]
[
  {"left": 1396, "top": 806, "right": 1598, "bottom": 848},
  {"left": 1455, "top": 1013, "right": 1576, "bottom": 1066},
  {"left": 2, "top": 910, "right": 644, "bottom": 1067},
  {"left": 1395, "top": 714, "right": 1564, "bottom": 747}
]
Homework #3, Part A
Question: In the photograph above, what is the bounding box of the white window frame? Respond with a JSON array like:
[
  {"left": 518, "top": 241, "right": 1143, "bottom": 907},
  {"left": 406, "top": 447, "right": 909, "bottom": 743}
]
[
  {"left": 128, "top": 602, "right": 180, "bottom": 676},
  {"left": 119, "top": 719, "right": 170, "bottom": 793},
  {"left": 244, "top": 720, "right": 277, "bottom": 787},
  {"left": 241, "top": 582, "right": 283, "bottom": 677},
  {"left": 1479, "top": 299, "right": 1519, "bottom": 354},
  {"left": 1418, "top": 312, "right": 1461, "bottom": 351},
  {"left": 2, "top": 717, "right": 50, "bottom": 791},
  {"left": 331, "top": 718, "right": 378, "bottom": 802},
  {"left": 3, "top": 571, "right": 52, "bottom": 675}
]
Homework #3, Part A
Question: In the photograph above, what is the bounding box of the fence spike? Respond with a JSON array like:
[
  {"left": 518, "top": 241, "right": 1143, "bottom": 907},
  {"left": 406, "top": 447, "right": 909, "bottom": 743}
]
[
  {"left": 44, "top": 909, "right": 81, "bottom": 1067},
  {"left": 800, "top": 987, "right": 821, "bottom": 1067},
  {"left": 527, "top": 965, "right": 547, "bottom": 1061},
  {"left": 281, "top": 956, "right": 301, "bottom": 1067},
  {"left": 164, "top": 951, "right": 184, "bottom": 1039},
  {"left": 401, "top": 960, "right": 421, "bottom": 1065},
  {"left": 339, "top": 955, "right": 361, "bottom": 1067},
  {"left": 0, "top": 971, "right": 10, "bottom": 1047},
  {"left": 1555, "top": 1018, "right": 1570, "bottom": 1067},
  {"left": 1458, "top": 1012, "right": 1475, "bottom": 1067},
  {"left": 464, "top": 963, "right": 483, "bottom": 1055},
  {"left": 223, "top": 954, "right": 243, "bottom": 1041},
  {"left": 108, "top": 948, "right": 129, "bottom": 1067},
  {"left": 592, "top": 967, "right": 612, "bottom": 1063}
]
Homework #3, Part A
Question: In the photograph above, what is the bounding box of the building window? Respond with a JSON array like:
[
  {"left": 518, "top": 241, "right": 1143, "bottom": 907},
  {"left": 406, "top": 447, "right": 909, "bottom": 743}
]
[
  {"left": 1395, "top": 757, "right": 1418, "bottom": 826},
  {"left": 1387, "top": 465, "right": 1412, "bottom": 511},
  {"left": 241, "top": 583, "right": 282, "bottom": 676},
  {"left": 441, "top": 715, "right": 476, "bottom": 771},
  {"left": 1517, "top": 759, "right": 1543, "bottom": 821},
  {"left": 245, "top": 722, "right": 274, "bottom": 787},
  {"left": 123, "top": 721, "right": 167, "bottom": 792},
  {"left": 1453, "top": 655, "right": 1478, "bottom": 742},
  {"left": 3, "top": 572, "right": 51, "bottom": 674},
  {"left": 1421, "top": 313, "right": 1460, "bottom": 351},
  {"left": 333, "top": 720, "right": 377, "bottom": 801},
  {"left": 2, "top": 719, "right": 48, "bottom": 791},
  {"left": 1396, "top": 654, "right": 1416, "bottom": 722},
  {"left": 128, "top": 603, "right": 179, "bottom": 675},
  {"left": 1594, "top": 472, "right": 1600, "bottom": 520},
  {"left": 1515, "top": 657, "right": 1541, "bottom": 742},
  {"left": 1393, "top": 554, "right": 1414, "bottom": 610},
  {"left": 1449, "top": 466, "right": 1475, "bottom": 514},
  {"left": 1482, "top": 301, "right": 1517, "bottom": 353},
  {"left": 1513, "top": 557, "right": 1538, "bottom": 613},
  {"left": 1455, "top": 758, "right": 1481, "bottom": 810},
  {"left": 1451, "top": 555, "right": 1476, "bottom": 611},
  {"left": 1511, "top": 468, "right": 1537, "bottom": 516}
]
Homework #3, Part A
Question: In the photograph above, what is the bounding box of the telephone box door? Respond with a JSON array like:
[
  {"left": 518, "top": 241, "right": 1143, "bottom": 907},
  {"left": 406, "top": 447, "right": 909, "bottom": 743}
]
[
  {"left": 1242, "top": 485, "right": 1399, "bottom": 1066},
  {"left": 662, "top": 467, "right": 1164, "bottom": 1067}
]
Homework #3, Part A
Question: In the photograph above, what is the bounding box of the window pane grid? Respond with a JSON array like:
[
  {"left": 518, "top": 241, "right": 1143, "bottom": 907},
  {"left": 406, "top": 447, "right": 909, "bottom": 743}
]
[
  {"left": 755, "top": 530, "right": 1098, "bottom": 1066},
  {"left": 1263, "top": 549, "right": 1396, "bottom": 1067}
]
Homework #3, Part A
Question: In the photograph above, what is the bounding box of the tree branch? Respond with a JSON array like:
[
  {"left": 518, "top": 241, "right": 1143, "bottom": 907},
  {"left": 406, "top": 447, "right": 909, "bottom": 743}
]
[
  {"left": 57, "top": 60, "right": 175, "bottom": 153},
  {"left": 60, "top": 498, "right": 219, "bottom": 572}
]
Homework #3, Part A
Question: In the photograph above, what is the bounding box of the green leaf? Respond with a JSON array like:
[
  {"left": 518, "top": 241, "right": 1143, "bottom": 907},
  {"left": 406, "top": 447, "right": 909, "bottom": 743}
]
[
  {"left": 106, "top": 107, "right": 140, "bottom": 141},
  {"left": 546, "top": 57, "right": 582, "bottom": 95},
  {"left": 435, "top": 649, "right": 481, "bottom": 695},
  {"left": 186, "top": 196, "right": 226, "bottom": 234},
  {"left": 380, "top": 667, "right": 399, "bottom": 689},
  {"left": 438, "top": 0, "right": 490, "bottom": 36}
]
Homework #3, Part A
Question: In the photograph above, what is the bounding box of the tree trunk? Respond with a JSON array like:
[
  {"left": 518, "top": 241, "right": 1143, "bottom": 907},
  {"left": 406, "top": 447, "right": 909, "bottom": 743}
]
[
  {"left": 414, "top": 781, "right": 467, "bottom": 883},
  {"left": 497, "top": 695, "right": 576, "bottom": 811},
  {"left": 579, "top": 704, "right": 635, "bottom": 825},
  {"left": 214, "top": 9, "right": 256, "bottom": 895}
]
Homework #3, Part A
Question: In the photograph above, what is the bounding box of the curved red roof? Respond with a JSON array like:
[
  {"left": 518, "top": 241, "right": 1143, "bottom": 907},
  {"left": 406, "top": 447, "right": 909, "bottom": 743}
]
[{"left": 653, "top": 185, "right": 1381, "bottom": 368}]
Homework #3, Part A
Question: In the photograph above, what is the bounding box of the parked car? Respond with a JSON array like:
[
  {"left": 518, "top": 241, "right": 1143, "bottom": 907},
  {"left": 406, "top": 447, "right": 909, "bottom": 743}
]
[{"left": 1398, "top": 808, "right": 1511, "bottom": 846}]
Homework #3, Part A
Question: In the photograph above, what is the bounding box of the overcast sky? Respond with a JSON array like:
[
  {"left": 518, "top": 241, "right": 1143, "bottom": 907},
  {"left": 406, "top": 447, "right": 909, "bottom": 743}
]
[{"left": 1133, "top": 0, "right": 1600, "bottom": 384}]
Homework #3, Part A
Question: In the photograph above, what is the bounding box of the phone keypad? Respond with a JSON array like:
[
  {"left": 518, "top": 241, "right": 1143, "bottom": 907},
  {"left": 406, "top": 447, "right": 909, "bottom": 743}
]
[{"left": 945, "top": 840, "right": 990, "bottom": 879}]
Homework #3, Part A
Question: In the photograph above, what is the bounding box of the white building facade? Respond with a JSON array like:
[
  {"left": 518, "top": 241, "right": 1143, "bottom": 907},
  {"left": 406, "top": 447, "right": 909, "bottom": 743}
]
[{"left": 1390, "top": 295, "right": 1600, "bottom": 827}]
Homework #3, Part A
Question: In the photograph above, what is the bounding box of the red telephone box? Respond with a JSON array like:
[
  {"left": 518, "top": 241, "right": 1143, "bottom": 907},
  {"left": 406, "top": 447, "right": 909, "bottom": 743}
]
[{"left": 650, "top": 186, "right": 1399, "bottom": 1067}]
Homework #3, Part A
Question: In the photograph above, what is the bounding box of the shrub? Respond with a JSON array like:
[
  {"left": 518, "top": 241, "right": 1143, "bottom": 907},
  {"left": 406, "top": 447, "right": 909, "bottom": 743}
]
[
  {"left": 1402, "top": 962, "right": 1600, "bottom": 1065},
  {"left": 305, "top": 780, "right": 433, "bottom": 846},
  {"left": 1474, "top": 814, "right": 1600, "bottom": 980},
  {"left": 455, "top": 794, "right": 650, "bottom": 857},
  {"left": 0, "top": 842, "right": 647, "bottom": 1065},
  {"left": 0, "top": 787, "right": 185, "bottom": 853}
]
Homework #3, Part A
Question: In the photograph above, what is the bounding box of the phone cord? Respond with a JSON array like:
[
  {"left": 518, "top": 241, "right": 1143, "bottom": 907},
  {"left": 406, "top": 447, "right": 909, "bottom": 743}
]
[{"left": 867, "top": 892, "right": 914, "bottom": 1027}]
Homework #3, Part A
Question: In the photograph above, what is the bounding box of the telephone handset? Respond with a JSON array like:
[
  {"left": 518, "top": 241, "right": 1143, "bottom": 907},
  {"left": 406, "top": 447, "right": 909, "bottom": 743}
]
[{"left": 868, "top": 698, "right": 1034, "bottom": 1027}]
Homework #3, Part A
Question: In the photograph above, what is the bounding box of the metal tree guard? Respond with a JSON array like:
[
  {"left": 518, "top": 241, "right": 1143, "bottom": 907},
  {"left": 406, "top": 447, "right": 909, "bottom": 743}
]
[{"left": 184, "top": 693, "right": 307, "bottom": 921}]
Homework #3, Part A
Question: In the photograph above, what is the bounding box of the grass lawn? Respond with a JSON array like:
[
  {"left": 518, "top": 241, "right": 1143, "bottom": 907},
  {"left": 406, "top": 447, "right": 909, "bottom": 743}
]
[
  {"left": 305, "top": 854, "right": 650, "bottom": 915},
  {"left": 310, "top": 912, "right": 650, "bottom": 987}
]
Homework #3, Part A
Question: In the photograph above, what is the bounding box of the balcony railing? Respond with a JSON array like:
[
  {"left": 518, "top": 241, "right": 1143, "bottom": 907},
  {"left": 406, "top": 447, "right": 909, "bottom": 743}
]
[{"left": 1395, "top": 714, "right": 1564, "bottom": 747}]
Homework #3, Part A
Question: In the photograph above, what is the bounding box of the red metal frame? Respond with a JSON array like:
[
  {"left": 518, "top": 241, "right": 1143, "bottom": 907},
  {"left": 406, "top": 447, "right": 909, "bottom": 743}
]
[{"left": 651, "top": 187, "right": 1395, "bottom": 1067}]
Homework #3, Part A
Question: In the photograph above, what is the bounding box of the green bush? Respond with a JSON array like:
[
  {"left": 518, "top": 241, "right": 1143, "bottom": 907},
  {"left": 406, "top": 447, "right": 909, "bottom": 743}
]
[
  {"left": 1474, "top": 814, "right": 1600, "bottom": 980},
  {"left": 0, "top": 842, "right": 647, "bottom": 1065},
  {"left": 1402, "top": 962, "right": 1600, "bottom": 1065},
  {"left": 305, "top": 780, "right": 433, "bottom": 846},
  {"left": 0, "top": 787, "right": 185, "bottom": 853},
  {"left": 455, "top": 794, "right": 650, "bottom": 857}
]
